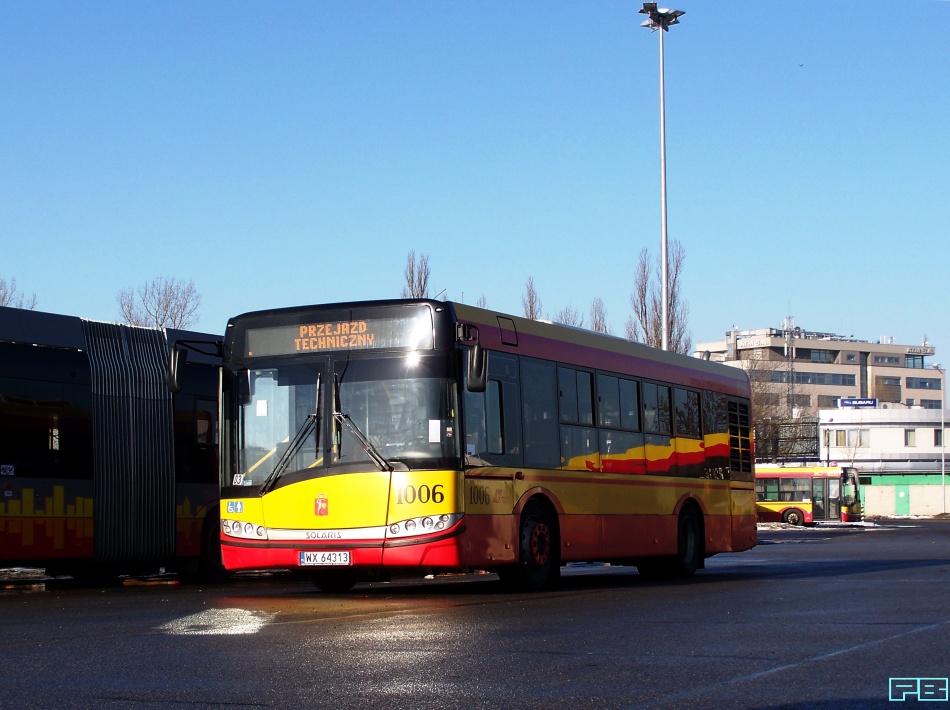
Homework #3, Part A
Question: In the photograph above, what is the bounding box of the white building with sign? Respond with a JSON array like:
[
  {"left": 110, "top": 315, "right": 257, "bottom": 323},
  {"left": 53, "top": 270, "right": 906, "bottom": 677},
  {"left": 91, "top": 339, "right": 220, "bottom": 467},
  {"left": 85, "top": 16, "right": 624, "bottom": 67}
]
[
  {"left": 696, "top": 321, "right": 947, "bottom": 517},
  {"left": 819, "top": 408, "right": 947, "bottom": 517}
]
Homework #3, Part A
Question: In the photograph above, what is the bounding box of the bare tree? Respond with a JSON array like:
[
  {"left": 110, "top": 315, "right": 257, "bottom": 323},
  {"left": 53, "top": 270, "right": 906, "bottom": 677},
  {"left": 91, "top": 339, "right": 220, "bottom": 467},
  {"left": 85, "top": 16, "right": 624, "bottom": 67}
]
[
  {"left": 738, "top": 356, "right": 818, "bottom": 463},
  {"left": 476, "top": 295, "right": 488, "bottom": 309},
  {"left": 0, "top": 277, "right": 37, "bottom": 310},
  {"left": 401, "top": 251, "right": 431, "bottom": 299},
  {"left": 589, "top": 297, "right": 610, "bottom": 334},
  {"left": 117, "top": 276, "right": 201, "bottom": 329},
  {"left": 625, "top": 239, "right": 691, "bottom": 354},
  {"left": 522, "top": 277, "right": 542, "bottom": 320},
  {"left": 554, "top": 305, "right": 583, "bottom": 328}
]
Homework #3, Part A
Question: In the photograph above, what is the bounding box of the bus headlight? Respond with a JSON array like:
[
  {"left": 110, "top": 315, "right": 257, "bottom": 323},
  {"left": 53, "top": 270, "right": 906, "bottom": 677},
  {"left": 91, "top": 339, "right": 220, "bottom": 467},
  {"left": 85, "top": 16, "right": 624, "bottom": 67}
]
[
  {"left": 386, "top": 513, "right": 462, "bottom": 539},
  {"left": 221, "top": 519, "right": 269, "bottom": 541}
]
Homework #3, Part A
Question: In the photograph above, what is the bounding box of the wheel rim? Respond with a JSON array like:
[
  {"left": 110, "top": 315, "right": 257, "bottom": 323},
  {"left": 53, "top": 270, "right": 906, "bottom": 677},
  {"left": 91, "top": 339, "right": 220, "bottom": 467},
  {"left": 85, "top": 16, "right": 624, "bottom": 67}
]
[{"left": 528, "top": 520, "right": 550, "bottom": 567}]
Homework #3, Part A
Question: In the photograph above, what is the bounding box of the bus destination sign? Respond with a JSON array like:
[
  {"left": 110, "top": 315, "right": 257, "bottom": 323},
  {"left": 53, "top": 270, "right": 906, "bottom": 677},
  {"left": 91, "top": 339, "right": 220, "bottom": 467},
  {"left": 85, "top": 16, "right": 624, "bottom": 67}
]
[{"left": 245, "top": 313, "right": 433, "bottom": 357}]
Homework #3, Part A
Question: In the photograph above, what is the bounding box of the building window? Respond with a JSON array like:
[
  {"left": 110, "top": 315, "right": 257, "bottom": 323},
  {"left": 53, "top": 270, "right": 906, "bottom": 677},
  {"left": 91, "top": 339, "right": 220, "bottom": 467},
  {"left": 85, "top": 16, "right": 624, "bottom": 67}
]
[
  {"left": 846, "top": 354, "right": 857, "bottom": 363},
  {"left": 831, "top": 429, "right": 869, "bottom": 449},
  {"left": 921, "top": 399, "right": 942, "bottom": 410},
  {"left": 905, "top": 429, "right": 916, "bottom": 447},
  {"left": 788, "top": 394, "right": 811, "bottom": 408},
  {"left": 905, "top": 355, "right": 925, "bottom": 369},
  {"left": 817, "top": 395, "right": 840, "bottom": 408},
  {"left": 810, "top": 350, "right": 836, "bottom": 364},
  {"left": 847, "top": 429, "right": 869, "bottom": 448},
  {"left": 935, "top": 429, "right": 944, "bottom": 447},
  {"left": 874, "top": 355, "right": 901, "bottom": 365},
  {"left": 907, "top": 377, "right": 941, "bottom": 390}
]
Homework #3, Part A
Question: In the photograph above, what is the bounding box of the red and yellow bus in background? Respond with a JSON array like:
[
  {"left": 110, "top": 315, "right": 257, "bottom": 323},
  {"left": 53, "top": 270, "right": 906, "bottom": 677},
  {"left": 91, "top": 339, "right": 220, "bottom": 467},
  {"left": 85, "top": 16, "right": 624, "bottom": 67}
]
[
  {"left": 200, "top": 300, "right": 757, "bottom": 591},
  {"left": 755, "top": 465, "right": 863, "bottom": 526}
]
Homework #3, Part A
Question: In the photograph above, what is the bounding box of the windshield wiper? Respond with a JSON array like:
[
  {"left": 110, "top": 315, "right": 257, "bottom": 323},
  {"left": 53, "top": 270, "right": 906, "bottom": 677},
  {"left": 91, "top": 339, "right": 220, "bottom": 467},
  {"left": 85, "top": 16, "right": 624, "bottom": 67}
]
[
  {"left": 333, "top": 373, "right": 393, "bottom": 473},
  {"left": 262, "top": 374, "right": 321, "bottom": 492},
  {"left": 332, "top": 412, "right": 393, "bottom": 473}
]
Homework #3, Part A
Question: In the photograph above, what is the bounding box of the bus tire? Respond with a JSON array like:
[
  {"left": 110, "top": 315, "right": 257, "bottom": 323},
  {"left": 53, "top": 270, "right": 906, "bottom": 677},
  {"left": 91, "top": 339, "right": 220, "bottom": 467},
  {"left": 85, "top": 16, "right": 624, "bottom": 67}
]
[
  {"left": 503, "top": 499, "right": 559, "bottom": 591},
  {"left": 783, "top": 509, "right": 804, "bottom": 526},
  {"left": 637, "top": 505, "right": 703, "bottom": 579},
  {"left": 672, "top": 505, "right": 703, "bottom": 577}
]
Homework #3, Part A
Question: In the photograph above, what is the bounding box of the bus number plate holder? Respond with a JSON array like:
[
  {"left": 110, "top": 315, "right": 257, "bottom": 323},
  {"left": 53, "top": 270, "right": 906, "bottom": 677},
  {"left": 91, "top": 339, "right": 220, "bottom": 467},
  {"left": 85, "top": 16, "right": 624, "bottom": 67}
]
[{"left": 299, "top": 551, "right": 351, "bottom": 566}]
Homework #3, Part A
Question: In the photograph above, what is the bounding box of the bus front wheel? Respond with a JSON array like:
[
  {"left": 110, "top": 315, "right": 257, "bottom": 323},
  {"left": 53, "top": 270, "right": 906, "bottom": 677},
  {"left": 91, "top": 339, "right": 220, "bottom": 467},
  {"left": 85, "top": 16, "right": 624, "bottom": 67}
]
[
  {"left": 783, "top": 509, "right": 805, "bottom": 526},
  {"left": 500, "top": 499, "right": 559, "bottom": 591}
]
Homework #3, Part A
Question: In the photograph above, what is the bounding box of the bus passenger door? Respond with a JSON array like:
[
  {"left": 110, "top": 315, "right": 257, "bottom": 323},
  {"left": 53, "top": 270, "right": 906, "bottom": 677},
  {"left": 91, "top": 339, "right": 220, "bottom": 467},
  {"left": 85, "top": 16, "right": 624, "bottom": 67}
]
[
  {"left": 811, "top": 479, "right": 828, "bottom": 522},
  {"left": 827, "top": 478, "right": 840, "bottom": 521}
]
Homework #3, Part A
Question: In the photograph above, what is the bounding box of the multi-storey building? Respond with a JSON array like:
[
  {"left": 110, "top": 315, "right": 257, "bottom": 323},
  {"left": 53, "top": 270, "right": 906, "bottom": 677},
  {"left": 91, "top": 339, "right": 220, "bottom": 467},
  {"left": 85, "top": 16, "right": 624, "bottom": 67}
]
[
  {"left": 696, "top": 320, "right": 947, "bottom": 517},
  {"left": 695, "top": 319, "right": 942, "bottom": 419}
]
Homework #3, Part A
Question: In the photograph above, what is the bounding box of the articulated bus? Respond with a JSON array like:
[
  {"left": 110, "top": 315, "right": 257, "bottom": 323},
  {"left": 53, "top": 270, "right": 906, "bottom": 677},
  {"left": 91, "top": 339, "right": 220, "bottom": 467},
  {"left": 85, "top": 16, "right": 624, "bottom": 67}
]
[
  {"left": 0, "top": 306, "right": 221, "bottom": 579},
  {"left": 206, "top": 299, "right": 757, "bottom": 591},
  {"left": 755, "top": 465, "right": 863, "bottom": 526}
]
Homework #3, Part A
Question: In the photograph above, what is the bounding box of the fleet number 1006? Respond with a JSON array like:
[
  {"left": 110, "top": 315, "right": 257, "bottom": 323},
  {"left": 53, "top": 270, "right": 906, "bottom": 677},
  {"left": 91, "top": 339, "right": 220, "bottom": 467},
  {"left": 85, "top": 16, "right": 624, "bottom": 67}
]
[{"left": 395, "top": 484, "right": 445, "bottom": 505}]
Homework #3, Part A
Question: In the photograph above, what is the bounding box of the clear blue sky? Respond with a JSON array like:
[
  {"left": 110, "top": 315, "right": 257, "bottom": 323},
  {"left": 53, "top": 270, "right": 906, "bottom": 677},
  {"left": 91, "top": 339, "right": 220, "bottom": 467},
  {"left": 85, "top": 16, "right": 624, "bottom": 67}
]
[{"left": 2, "top": 2, "right": 948, "bottom": 361}]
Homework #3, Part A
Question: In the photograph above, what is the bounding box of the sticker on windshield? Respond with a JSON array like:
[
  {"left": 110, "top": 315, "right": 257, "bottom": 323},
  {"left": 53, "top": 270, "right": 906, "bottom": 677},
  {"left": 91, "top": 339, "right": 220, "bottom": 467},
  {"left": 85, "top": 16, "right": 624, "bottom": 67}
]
[{"left": 429, "top": 420, "right": 440, "bottom": 443}]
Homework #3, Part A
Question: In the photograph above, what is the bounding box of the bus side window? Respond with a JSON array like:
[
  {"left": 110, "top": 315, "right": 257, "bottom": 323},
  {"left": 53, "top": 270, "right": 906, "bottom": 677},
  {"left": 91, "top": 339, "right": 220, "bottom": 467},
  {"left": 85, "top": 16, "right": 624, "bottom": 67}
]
[
  {"left": 486, "top": 381, "right": 504, "bottom": 455},
  {"left": 522, "top": 357, "right": 558, "bottom": 469},
  {"left": 465, "top": 352, "right": 523, "bottom": 467}
]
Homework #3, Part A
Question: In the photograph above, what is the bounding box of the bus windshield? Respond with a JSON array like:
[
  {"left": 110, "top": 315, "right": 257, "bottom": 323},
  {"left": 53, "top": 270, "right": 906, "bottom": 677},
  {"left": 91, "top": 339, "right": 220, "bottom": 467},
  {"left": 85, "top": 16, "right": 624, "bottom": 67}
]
[{"left": 230, "top": 352, "right": 460, "bottom": 486}]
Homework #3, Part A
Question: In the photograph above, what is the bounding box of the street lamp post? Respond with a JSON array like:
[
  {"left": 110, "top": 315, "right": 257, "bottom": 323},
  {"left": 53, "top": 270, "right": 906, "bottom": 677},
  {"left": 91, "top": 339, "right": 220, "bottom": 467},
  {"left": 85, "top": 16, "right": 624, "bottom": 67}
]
[{"left": 639, "top": 2, "right": 684, "bottom": 352}]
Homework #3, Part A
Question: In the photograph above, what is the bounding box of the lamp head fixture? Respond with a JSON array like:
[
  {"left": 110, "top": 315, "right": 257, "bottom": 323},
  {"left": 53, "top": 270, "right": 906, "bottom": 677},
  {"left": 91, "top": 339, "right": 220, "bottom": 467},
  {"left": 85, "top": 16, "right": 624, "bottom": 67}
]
[{"left": 639, "top": 3, "right": 685, "bottom": 31}]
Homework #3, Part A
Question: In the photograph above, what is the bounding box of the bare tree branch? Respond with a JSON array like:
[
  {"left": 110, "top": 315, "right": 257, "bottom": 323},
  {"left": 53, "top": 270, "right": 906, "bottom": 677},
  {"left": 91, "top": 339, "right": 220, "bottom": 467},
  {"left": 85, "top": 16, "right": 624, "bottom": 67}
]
[
  {"left": 627, "top": 239, "right": 691, "bottom": 353},
  {"left": 117, "top": 276, "right": 201, "bottom": 329},
  {"left": 554, "top": 305, "right": 583, "bottom": 328},
  {"left": 401, "top": 251, "right": 431, "bottom": 299},
  {"left": 0, "top": 277, "right": 38, "bottom": 310},
  {"left": 589, "top": 297, "right": 610, "bottom": 334},
  {"left": 522, "top": 277, "right": 542, "bottom": 320}
]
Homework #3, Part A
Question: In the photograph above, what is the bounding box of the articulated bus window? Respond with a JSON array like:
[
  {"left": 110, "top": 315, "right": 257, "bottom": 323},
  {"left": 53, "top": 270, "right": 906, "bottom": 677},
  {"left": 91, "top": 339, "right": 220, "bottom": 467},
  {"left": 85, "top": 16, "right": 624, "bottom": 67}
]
[{"left": 0, "top": 376, "right": 93, "bottom": 479}]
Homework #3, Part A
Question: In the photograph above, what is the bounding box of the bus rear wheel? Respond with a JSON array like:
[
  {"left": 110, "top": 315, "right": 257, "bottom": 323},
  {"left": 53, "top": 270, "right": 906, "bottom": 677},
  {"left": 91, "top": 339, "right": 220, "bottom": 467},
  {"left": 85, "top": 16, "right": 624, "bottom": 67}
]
[
  {"left": 783, "top": 509, "right": 805, "bottom": 526},
  {"left": 637, "top": 506, "right": 703, "bottom": 579}
]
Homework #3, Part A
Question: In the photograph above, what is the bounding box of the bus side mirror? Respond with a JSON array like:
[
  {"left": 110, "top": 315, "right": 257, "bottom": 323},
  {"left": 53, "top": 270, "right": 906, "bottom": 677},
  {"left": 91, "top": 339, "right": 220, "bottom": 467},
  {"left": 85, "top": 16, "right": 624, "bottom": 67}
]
[
  {"left": 238, "top": 370, "right": 253, "bottom": 406},
  {"left": 167, "top": 346, "right": 188, "bottom": 393},
  {"left": 467, "top": 343, "right": 487, "bottom": 392}
]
